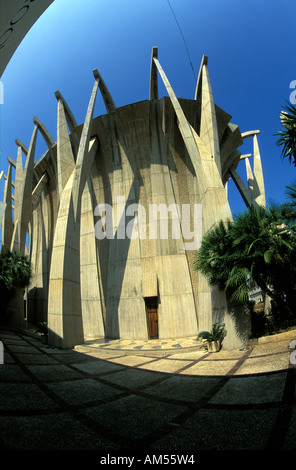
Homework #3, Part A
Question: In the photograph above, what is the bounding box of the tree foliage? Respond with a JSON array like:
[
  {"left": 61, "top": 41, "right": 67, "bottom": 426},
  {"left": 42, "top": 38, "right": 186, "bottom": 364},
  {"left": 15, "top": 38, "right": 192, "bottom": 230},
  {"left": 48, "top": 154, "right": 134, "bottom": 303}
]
[
  {"left": 275, "top": 102, "right": 296, "bottom": 167},
  {"left": 194, "top": 200, "right": 296, "bottom": 322},
  {"left": 0, "top": 250, "right": 32, "bottom": 315}
]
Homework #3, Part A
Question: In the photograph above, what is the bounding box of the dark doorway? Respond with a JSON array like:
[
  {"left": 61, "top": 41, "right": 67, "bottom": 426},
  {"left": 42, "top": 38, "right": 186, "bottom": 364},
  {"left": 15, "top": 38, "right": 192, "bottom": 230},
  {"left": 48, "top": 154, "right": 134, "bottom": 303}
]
[{"left": 145, "top": 296, "right": 158, "bottom": 339}]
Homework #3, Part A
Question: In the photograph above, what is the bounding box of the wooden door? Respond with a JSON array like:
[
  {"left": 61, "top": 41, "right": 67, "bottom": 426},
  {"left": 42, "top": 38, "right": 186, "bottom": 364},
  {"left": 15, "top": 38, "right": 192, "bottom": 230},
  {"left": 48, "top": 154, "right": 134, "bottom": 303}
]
[{"left": 146, "top": 297, "right": 158, "bottom": 339}]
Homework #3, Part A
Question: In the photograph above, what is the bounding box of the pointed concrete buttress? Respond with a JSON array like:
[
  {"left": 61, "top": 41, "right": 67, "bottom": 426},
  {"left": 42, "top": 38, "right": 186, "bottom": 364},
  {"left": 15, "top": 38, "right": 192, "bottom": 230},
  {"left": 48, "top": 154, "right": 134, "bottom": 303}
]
[
  {"left": 240, "top": 130, "right": 266, "bottom": 208},
  {"left": 152, "top": 50, "right": 245, "bottom": 349},
  {"left": 150, "top": 47, "right": 159, "bottom": 101},
  {"left": 2, "top": 161, "right": 14, "bottom": 251},
  {"left": 252, "top": 133, "right": 266, "bottom": 207},
  {"left": 11, "top": 125, "right": 38, "bottom": 254},
  {"left": 195, "top": 55, "right": 222, "bottom": 178},
  {"left": 48, "top": 71, "right": 100, "bottom": 349},
  {"left": 55, "top": 92, "right": 76, "bottom": 200},
  {"left": 13, "top": 142, "right": 25, "bottom": 224}
]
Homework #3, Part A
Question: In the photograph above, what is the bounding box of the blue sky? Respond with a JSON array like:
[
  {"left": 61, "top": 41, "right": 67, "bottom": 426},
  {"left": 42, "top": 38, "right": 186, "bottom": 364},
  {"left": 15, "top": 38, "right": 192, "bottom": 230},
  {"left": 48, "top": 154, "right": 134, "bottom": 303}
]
[{"left": 1, "top": 0, "right": 296, "bottom": 244}]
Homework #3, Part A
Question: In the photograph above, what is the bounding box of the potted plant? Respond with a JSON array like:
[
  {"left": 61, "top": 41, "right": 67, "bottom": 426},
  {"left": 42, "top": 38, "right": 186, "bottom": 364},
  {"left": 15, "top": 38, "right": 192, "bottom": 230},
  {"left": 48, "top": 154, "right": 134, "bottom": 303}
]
[
  {"left": 197, "top": 323, "right": 227, "bottom": 352},
  {"left": 37, "top": 321, "right": 48, "bottom": 344}
]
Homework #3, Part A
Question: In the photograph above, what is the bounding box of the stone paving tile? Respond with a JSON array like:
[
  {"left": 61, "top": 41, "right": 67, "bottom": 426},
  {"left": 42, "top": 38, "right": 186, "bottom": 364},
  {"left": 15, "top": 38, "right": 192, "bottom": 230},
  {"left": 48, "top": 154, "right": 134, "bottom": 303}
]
[
  {"left": 106, "top": 355, "right": 159, "bottom": 367},
  {"left": 248, "top": 342, "right": 291, "bottom": 357},
  {"left": 208, "top": 372, "right": 287, "bottom": 405},
  {"left": 168, "top": 350, "right": 208, "bottom": 360},
  {"left": 70, "top": 359, "right": 126, "bottom": 375},
  {"left": 282, "top": 406, "right": 296, "bottom": 449},
  {"left": 0, "top": 364, "right": 29, "bottom": 382},
  {"left": 0, "top": 383, "right": 59, "bottom": 410},
  {"left": 137, "top": 358, "right": 194, "bottom": 373},
  {"left": 205, "top": 349, "right": 246, "bottom": 360},
  {"left": 3, "top": 344, "right": 42, "bottom": 354},
  {"left": 144, "top": 375, "right": 220, "bottom": 402},
  {"left": 12, "top": 353, "right": 58, "bottom": 365},
  {"left": 179, "top": 359, "right": 239, "bottom": 376},
  {"left": 1, "top": 336, "right": 27, "bottom": 345},
  {"left": 102, "top": 368, "right": 167, "bottom": 390},
  {"left": 0, "top": 414, "right": 120, "bottom": 450},
  {"left": 0, "top": 328, "right": 295, "bottom": 454},
  {"left": 0, "top": 331, "right": 20, "bottom": 340},
  {"left": 50, "top": 352, "right": 99, "bottom": 363},
  {"left": 26, "top": 364, "right": 83, "bottom": 381},
  {"left": 46, "top": 378, "right": 124, "bottom": 405},
  {"left": 83, "top": 395, "right": 186, "bottom": 440},
  {"left": 81, "top": 336, "right": 202, "bottom": 352},
  {"left": 75, "top": 349, "right": 124, "bottom": 360},
  {"left": 3, "top": 351, "right": 15, "bottom": 364},
  {"left": 152, "top": 408, "right": 278, "bottom": 450},
  {"left": 233, "top": 353, "right": 290, "bottom": 375}
]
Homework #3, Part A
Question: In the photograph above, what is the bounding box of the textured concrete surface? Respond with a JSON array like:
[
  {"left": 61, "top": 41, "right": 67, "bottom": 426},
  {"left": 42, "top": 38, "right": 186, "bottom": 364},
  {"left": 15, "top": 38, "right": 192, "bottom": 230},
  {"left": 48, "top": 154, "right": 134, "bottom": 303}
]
[
  {"left": 2, "top": 50, "right": 267, "bottom": 351},
  {"left": 0, "top": 0, "right": 54, "bottom": 77},
  {"left": 0, "top": 327, "right": 295, "bottom": 460}
]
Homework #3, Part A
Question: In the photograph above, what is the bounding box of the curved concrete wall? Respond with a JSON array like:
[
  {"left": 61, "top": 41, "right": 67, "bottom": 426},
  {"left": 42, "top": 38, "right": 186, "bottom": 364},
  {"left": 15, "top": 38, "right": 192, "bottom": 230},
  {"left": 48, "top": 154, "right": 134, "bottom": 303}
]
[
  {"left": 2, "top": 51, "right": 266, "bottom": 349},
  {"left": 0, "top": 0, "right": 54, "bottom": 77}
]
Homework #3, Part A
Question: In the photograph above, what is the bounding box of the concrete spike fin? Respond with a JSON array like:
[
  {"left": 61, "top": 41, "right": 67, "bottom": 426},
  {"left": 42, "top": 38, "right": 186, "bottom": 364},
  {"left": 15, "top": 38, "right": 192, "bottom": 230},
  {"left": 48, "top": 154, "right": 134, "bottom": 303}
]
[
  {"left": 7, "top": 157, "right": 16, "bottom": 168},
  {"left": 31, "top": 172, "right": 49, "bottom": 209},
  {"left": 240, "top": 153, "right": 252, "bottom": 160},
  {"left": 2, "top": 162, "right": 14, "bottom": 250},
  {"left": 153, "top": 56, "right": 201, "bottom": 174},
  {"left": 14, "top": 145, "right": 24, "bottom": 222},
  {"left": 56, "top": 96, "right": 75, "bottom": 197},
  {"left": 229, "top": 166, "right": 252, "bottom": 208},
  {"left": 199, "top": 57, "right": 221, "bottom": 177},
  {"left": 150, "top": 47, "right": 159, "bottom": 101},
  {"left": 11, "top": 124, "right": 38, "bottom": 253},
  {"left": 33, "top": 116, "right": 55, "bottom": 149},
  {"left": 48, "top": 73, "right": 100, "bottom": 349},
  {"left": 153, "top": 54, "right": 224, "bottom": 202},
  {"left": 194, "top": 55, "right": 208, "bottom": 101},
  {"left": 253, "top": 134, "right": 266, "bottom": 207},
  {"left": 54, "top": 90, "right": 78, "bottom": 132},
  {"left": 241, "top": 130, "right": 260, "bottom": 139},
  {"left": 72, "top": 72, "right": 100, "bottom": 220},
  {"left": 15, "top": 139, "right": 28, "bottom": 156},
  {"left": 245, "top": 157, "right": 254, "bottom": 191},
  {"left": 93, "top": 68, "right": 116, "bottom": 114}
]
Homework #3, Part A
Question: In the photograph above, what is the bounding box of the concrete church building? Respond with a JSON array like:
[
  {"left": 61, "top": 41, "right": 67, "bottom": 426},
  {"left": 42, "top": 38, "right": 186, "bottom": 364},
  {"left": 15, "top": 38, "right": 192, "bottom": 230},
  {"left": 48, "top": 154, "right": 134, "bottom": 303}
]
[{"left": 1, "top": 48, "right": 265, "bottom": 350}]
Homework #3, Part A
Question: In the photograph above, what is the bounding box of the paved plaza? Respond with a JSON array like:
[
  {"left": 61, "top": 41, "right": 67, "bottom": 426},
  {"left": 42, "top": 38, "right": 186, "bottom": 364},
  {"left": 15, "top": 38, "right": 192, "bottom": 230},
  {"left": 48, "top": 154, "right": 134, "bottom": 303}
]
[{"left": 0, "top": 326, "right": 295, "bottom": 459}]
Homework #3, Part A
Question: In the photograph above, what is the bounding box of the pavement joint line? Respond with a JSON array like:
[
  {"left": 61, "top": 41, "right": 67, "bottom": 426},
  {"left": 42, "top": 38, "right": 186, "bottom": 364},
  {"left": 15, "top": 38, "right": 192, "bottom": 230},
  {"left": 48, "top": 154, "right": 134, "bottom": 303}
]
[
  {"left": 9, "top": 330, "right": 201, "bottom": 407},
  {"left": 4, "top": 328, "right": 293, "bottom": 375},
  {"left": 1, "top": 340, "right": 141, "bottom": 450},
  {"left": 12, "top": 330, "right": 215, "bottom": 380},
  {"left": 3, "top": 340, "right": 203, "bottom": 452},
  {"left": 1, "top": 328, "right": 295, "bottom": 451},
  {"left": 225, "top": 346, "right": 254, "bottom": 375},
  {"left": 17, "top": 331, "right": 186, "bottom": 384},
  {"left": 133, "top": 347, "right": 258, "bottom": 448},
  {"left": 0, "top": 330, "right": 252, "bottom": 446}
]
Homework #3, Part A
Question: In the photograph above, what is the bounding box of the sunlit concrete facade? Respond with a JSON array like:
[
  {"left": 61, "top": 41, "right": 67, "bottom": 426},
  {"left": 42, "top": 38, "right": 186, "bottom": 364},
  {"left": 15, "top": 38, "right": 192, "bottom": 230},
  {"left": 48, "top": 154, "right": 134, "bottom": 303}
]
[{"left": 1, "top": 49, "right": 266, "bottom": 349}]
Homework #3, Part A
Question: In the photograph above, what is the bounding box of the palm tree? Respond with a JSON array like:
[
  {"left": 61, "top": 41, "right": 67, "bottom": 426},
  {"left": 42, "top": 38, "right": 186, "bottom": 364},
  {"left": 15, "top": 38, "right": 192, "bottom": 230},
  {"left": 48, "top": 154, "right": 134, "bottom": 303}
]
[
  {"left": 275, "top": 102, "right": 296, "bottom": 166},
  {"left": 194, "top": 219, "right": 235, "bottom": 291},
  {"left": 0, "top": 249, "right": 32, "bottom": 321},
  {"left": 194, "top": 205, "right": 296, "bottom": 321}
]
